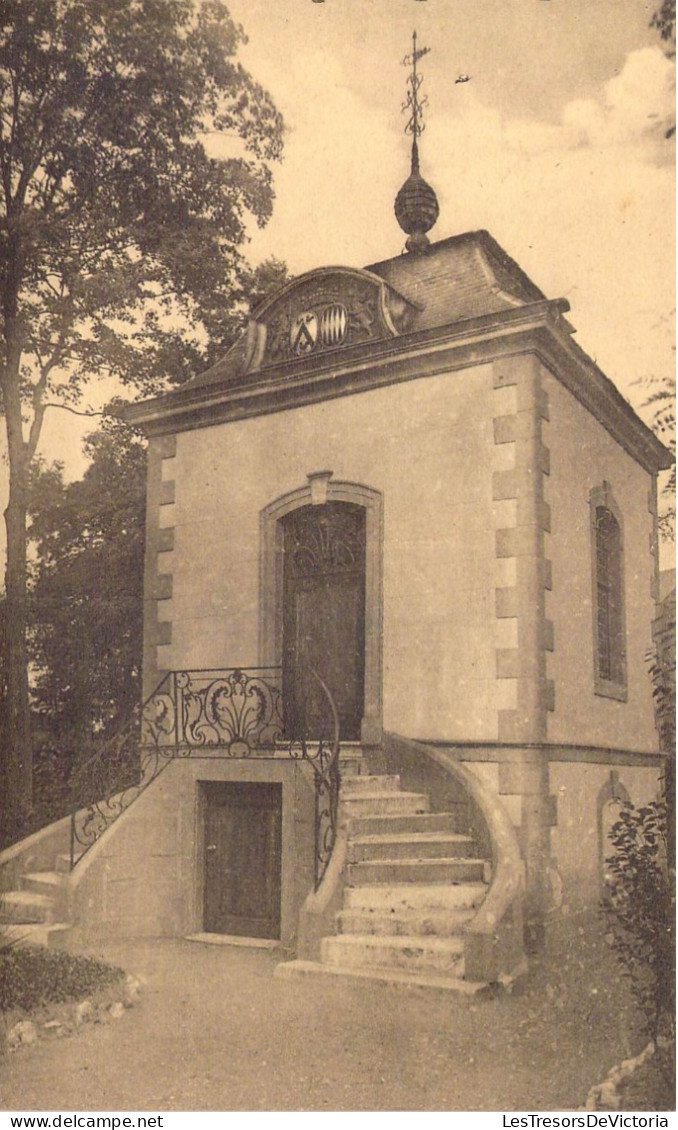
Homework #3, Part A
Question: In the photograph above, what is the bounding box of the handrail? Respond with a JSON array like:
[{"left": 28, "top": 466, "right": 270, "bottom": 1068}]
[
  {"left": 70, "top": 687, "right": 155, "bottom": 794},
  {"left": 69, "top": 671, "right": 177, "bottom": 869},
  {"left": 288, "top": 667, "right": 341, "bottom": 889},
  {"left": 139, "top": 668, "right": 285, "bottom": 754}
]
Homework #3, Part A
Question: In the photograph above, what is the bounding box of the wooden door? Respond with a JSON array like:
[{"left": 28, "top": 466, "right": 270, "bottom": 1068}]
[
  {"left": 203, "top": 782, "right": 282, "bottom": 939},
  {"left": 281, "top": 502, "right": 366, "bottom": 741}
]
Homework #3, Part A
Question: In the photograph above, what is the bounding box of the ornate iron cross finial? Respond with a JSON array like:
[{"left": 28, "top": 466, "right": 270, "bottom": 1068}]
[
  {"left": 394, "top": 30, "right": 439, "bottom": 252},
  {"left": 402, "top": 30, "right": 431, "bottom": 144}
]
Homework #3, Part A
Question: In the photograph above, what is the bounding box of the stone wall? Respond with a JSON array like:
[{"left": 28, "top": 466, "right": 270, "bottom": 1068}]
[
  {"left": 66, "top": 757, "right": 315, "bottom": 946},
  {"left": 145, "top": 362, "right": 512, "bottom": 742},
  {"left": 548, "top": 759, "right": 661, "bottom": 913},
  {"left": 543, "top": 369, "right": 659, "bottom": 752}
]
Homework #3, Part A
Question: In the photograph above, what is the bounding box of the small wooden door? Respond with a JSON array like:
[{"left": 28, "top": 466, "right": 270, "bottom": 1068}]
[
  {"left": 281, "top": 502, "right": 366, "bottom": 741},
  {"left": 203, "top": 782, "right": 282, "bottom": 939}
]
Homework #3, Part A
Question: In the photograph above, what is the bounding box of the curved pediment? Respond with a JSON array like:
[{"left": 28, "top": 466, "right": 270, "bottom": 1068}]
[{"left": 242, "top": 266, "right": 420, "bottom": 373}]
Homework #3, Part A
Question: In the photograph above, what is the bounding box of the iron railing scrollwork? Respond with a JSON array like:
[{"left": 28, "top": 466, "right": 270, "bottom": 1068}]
[
  {"left": 288, "top": 667, "right": 341, "bottom": 890},
  {"left": 69, "top": 665, "right": 341, "bottom": 888},
  {"left": 146, "top": 667, "right": 285, "bottom": 754},
  {"left": 69, "top": 671, "right": 190, "bottom": 868}
]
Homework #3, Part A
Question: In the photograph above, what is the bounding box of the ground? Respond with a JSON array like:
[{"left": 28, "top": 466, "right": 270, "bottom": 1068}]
[{"left": 0, "top": 912, "right": 671, "bottom": 1112}]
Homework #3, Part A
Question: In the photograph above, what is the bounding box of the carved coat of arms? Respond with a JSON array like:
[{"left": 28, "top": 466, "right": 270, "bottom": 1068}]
[{"left": 242, "top": 267, "right": 418, "bottom": 374}]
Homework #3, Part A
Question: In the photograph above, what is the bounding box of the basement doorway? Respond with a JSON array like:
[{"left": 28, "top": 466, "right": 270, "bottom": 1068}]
[{"left": 202, "top": 782, "right": 282, "bottom": 940}]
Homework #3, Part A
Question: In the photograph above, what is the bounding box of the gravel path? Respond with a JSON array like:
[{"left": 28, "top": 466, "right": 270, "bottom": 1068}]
[{"left": 0, "top": 919, "right": 649, "bottom": 1112}]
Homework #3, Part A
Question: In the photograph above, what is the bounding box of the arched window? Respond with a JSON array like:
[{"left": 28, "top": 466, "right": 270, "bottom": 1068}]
[
  {"left": 597, "top": 770, "right": 631, "bottom": 891},
  {"left": 590, "top": 484, "right": 627, "bottom": 700}
]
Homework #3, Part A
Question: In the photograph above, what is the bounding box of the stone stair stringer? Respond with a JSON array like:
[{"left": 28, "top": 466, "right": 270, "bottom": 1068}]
[
  {"left": 293, "top": 734, "right": 526, "bottom": 986},
  {"left": 381, "top": 732, "right": 527, "bottom": 984},
  {"left": 279, "top": 768, "right": 490, "bottom": 992}
]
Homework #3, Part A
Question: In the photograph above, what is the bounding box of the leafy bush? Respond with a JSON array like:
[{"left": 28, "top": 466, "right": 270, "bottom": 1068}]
[
  {"left": 647, "top": 591, "right": 676, "bottom": 867},
  {"left": 603, "top": 800, "right": 675, "bottom": 1061},
  {"left": 0, "top": 943, "right": 124, "bottom": 1013}
]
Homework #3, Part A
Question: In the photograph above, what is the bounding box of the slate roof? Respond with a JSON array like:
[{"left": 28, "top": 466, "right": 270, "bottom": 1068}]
[{"left": 366, "top": 230, "right": 545, "bottom": 330}]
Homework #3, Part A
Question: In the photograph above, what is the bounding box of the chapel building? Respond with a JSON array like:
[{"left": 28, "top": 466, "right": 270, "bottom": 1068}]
[{"left": 1, "top": 72, "right": 670, "bottom": 988}]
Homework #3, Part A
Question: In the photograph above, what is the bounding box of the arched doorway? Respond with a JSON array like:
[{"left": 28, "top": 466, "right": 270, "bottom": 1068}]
[
  {"left": 281, "top": 500, "right": 365, "bottom": 740},
  {"left": 260, "top": 476, "right": 383, "bottom": 745}
]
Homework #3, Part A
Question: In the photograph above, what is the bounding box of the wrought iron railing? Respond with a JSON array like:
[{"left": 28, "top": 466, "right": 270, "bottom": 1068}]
[
  {"left": 139, "top": 667, "right": 285, "bottom": 754},
  {"left": 68, "top": 677, "right": 184, "bottom": 869},
  {"left": 69, "top": 666, "right": 341, "bottom": 887},
  {"left": 289, "top": 668, "right": 341, "bottom": 890}
]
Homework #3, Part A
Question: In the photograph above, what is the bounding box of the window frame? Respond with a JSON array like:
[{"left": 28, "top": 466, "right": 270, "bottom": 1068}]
[{"left": 589, "top": 483, "right": 628, "bottom": 702}]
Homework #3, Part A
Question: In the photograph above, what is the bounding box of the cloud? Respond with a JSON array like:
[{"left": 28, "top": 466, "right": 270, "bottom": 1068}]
[
  {"left": 243, "top": 41, "right": 674, "bottom": 411},
  {"left": 403, "top": 45, "right": 674, "bottom": 401},
  {"left": 562, "top": 47, "right": 675, "bottom": 154}
]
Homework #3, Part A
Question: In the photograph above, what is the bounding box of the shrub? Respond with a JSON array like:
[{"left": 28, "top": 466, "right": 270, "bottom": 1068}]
[
  {"left": 0, "top": 942, "right": 124, "bottom": 1014},
  {"left": 603, "top": 800, "right": 675, "bottom": 1069}
]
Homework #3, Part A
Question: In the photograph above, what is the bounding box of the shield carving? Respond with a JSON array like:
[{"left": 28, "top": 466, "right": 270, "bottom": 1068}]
[
  {"left": 290, "top": 311, "right": 318, "bottom": 356},
  {"left": 320, "top": 303, "right": 347, "bottom": 347}
]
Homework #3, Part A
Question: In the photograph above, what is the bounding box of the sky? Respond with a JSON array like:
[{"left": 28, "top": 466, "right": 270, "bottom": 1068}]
[
  {"left": 4, "top": 0, "right": 677, "bottom": 519},
  {"left": 219, "top": 0, "right": 675, "bottom": 407}
]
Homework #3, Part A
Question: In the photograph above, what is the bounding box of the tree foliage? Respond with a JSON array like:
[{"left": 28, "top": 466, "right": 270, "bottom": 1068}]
[
  {"left": 648, "top": 581, "right": 676, "bottom": 866},
  {"left": 28, "top": 415, "right": 146, "bottom": 742},
  {"left": 0, "top": 0, "right": 284, "bottom": 839},
  {"left": 635, "top": 368, "right": 676, "bottom": 541},
  {"left": 651, "top": 0, "right": 676, "bottom": 136},
  {"left": 652, "top": 0, "right": 676, "bottom": 57},
  {"left": 8, "top": 415, "right": 147, "bottom": 837}
]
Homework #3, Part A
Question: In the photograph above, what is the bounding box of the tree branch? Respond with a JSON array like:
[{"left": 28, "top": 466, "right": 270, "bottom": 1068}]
[
  {"left": 25, "top": 304, "right": 75, "bottom": 460},
  {"left": 42, "top": 402, "right": 104, "bottom": 418}
]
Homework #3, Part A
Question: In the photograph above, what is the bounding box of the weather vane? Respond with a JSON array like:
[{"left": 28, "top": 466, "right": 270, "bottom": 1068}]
[{"left": 402, "top": 30, "right": 431, "bottom": 140}]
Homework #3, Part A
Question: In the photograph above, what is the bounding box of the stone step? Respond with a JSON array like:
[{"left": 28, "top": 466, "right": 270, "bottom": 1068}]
[
  {"left": 347, "top": 831, "right": 477, "bottom": 862},
  {"left": 346, "top": 857, "right": 486, "bottom": 886},
  {"left": 340, "top": 791, "right": 430, "bottom": 818},
  {"left": 22, "top": 872, "right": 65, "bottom": 897},
  {"left": 274, "top": 958, "right": 489, "bottom": 997},
  {"left": 341, "top": 775, "right": 401, "bottom": 796},
  {"left": 347, "top": 811, "right": 462, "bottom": 837},
  {"left": 339, "top": 758, "right": 362, "bottom": 778},
  {"left": 338, "top": 746, "right": 363, "bottom": 777},
  {"left": 0, "top": 890, "right": 54, "bottom": 923},
  {"left": 322, "top": 933, "right": 465, "bottom": 975},
  {"left": 336, "top": 906, "right": 476, "bottom": 937},
  {"left": 344, "top": 881, "right": 487, "bottom": 912}
]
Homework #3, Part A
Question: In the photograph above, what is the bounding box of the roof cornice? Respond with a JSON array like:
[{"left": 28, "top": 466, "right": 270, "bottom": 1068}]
[{"left": 124, "top": 299, "right": 672, "bottom": 475}]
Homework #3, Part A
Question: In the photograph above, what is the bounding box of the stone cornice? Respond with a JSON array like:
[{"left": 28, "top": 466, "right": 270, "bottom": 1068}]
[{"left": 124, "top": 299, "right": 672, "bottom": 475}]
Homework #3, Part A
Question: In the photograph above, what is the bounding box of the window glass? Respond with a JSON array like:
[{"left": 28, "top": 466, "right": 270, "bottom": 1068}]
[{"left": 595, "top": 506, "right": 624, "bottom": 683}]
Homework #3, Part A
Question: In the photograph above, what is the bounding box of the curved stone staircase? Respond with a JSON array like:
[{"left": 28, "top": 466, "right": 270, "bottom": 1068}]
[
  {"left": 277, "top": 769, "right": 492, "bottom": 994},
  {"left": 1, "top": 753, "right": 513, "bottom": 990}
]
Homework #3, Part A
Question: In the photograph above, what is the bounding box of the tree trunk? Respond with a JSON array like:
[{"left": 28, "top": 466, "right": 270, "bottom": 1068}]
[
  {"left": 1, "top": 313, "right": 34, "bottom": 844},
  {"left": 2, "top": 466, "right": 33, "bottom": 844}
]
